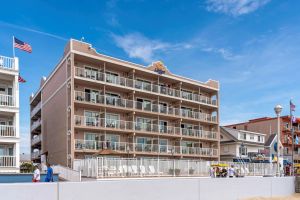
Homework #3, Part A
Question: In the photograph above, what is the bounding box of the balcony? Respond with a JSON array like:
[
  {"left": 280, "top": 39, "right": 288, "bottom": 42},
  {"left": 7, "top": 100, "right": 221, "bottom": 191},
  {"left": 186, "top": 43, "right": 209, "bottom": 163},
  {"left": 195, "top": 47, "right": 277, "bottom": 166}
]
[
  {"left": 74, "top": 140, "right": 218, "bottom": 157},
  {"left": 74, "top": 91, "right": 217, "bottom": 123},
  {"left": 0, "top": 125, "right": 15, "bottom": 137},
  {"left": 31, "top": 150, "right": 41, "bottom": 160},
  {"left": 74, "top": 116, "right": 218, "bottom": 140},
  {"left": 0, "top": 156, "right": 16, "bottom": 167},
  {"left": 31, "top": 135, "right": 42, "bottom": 145},
  {"left": 31, "top": 101, "right": 41, "bottom": 118},
  {"left": 74, "top": 67, "right": 217, "bottom": 106},
  {"left": 31, "top": 119, "right": 41, "bottom": 131},
  {"left": 0, "top": 94, "right": 15, "bottom": 107},
  {"left": 0, "top": 56, "right": 16, "bottom": 70}
]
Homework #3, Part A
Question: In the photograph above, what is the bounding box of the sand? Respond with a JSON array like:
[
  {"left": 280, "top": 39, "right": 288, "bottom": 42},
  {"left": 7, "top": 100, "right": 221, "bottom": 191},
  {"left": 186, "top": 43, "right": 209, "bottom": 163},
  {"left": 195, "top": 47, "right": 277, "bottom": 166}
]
[{"left": 242, "top": 193, "right": 300, "bottom": 200}]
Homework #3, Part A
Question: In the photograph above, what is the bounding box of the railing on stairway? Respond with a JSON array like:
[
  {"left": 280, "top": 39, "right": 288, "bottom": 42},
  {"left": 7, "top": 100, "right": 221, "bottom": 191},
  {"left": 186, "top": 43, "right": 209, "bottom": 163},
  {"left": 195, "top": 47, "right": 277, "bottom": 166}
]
[{"left": 52, "top": 165, "right": 81, "bottom": 182}]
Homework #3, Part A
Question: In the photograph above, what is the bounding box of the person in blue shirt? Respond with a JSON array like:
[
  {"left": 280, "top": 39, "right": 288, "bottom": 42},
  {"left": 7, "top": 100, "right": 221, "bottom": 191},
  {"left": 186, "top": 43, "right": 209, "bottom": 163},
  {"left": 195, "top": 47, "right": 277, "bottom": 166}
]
[{"left": 45, "top": 163, "right": 53, "bottom": 182}]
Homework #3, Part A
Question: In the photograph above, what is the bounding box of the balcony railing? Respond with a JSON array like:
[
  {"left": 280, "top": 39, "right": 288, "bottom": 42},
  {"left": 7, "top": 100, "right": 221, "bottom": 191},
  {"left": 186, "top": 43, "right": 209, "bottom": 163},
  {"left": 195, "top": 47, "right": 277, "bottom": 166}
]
[
  {"left": 74, "top": 116, "right": 217, "bottom": 140},
  {"left": 31, "top": 119, "right": 41, "bottom": 131},
  {"left": 0, "top": 94, "right": 15, "bottom": 107},
  {"left": 31, "top": 101, "right": 41, "bottom": 118},
  {"left": 0, "top": 156, "right": 16, "bottom": 167},
  {"left": 74, "top": 91, "right": 217, "bottom": 123},
  {"left": 75, "top": 67, "right": 217, "bottom": 106},
  {"left": 74, "top": 140, "right": 218, "bottom": 157},
  {"left": 31, "top": 150, "right": 41, "bottom": 159},
  {"left": 0, "top": 125, "right": 15, "bottom": 137},
  {"left": 32, "top": 135, "right": 42, "bottom": 145},
  {"left": 0, "top": 56, "right": 15, "bottom": 70}
]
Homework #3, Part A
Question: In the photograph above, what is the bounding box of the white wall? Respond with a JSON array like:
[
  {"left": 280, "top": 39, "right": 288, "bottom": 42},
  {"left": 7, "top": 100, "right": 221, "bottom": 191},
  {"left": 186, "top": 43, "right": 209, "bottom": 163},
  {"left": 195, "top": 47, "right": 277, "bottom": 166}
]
[{"left": 0, "top": 177, "right": 295, "bottom": 200}]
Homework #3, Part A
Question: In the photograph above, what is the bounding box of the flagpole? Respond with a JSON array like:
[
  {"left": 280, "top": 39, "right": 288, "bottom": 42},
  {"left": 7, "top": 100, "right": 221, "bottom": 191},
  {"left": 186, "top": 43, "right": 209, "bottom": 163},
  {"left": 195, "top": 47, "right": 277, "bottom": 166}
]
[
  {"left": 290, "top": 100, "right": 295, "bottom": 176},
  {"left": 12, "top": 36, "right": 15, "bottom": 58}
]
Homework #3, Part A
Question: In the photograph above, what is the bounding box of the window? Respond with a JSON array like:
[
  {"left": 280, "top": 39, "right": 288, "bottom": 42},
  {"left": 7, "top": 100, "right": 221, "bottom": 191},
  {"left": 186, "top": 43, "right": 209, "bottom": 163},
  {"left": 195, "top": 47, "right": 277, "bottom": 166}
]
[
  {"left": 136, "top": 117, "right": 152, "bottom": 131},
  {"left": 240, "top": 133, "right": 246, "bottom": 140},
  {"left": 106, "top": 93, "right": 120, "bottom": 106},
  {"left": 159, "top": 102, "right": 168, "bottom": 113},
  {"left": 258, "top": 136, "right": 261, "bottom": 142},
  {"left": 159, "top": 121, "right": 168, "bottom": 133},
  {"left": 181, "top": 90, "right": 192, "bottom": 100},
  {"left": 239, "top": 146, "right": 247, "bottom": 156},
  {"left": 250, "top": 134, "right": 254, "bottom": 140},
  {"left": 135, "top": 79, "right": 151, "bottom": 91},
  {"left": 136, "top": 98, "right": 151, "bottom": 111},
  {"left": 85, "top": 89, "right": 99, "bottom": 103},
  {"left": 106, "top": 71, "right": 119, "bottom": 84},
  {"left": 84, "top": 111, "right": 99, "bottom": 126},
  {"left": 105, "top": 113, "right": 120, "bottom": 128},
  {"left": 136, "top": 137, "right": 152, "bottom": 152},
  {"left": 85, "top": 66, "right": 98, "bottom": 80}
]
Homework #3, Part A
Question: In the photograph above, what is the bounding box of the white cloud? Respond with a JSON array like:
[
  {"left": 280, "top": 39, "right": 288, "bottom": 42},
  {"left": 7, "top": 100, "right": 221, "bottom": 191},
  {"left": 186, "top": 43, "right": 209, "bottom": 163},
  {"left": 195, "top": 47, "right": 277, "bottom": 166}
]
[
  {"left": 206, "top": 0, "right": 271, "bottom": 16},
  {"left": 112, "top": 33, "right": 192, "bottom": 63},
  {"left": 202, "top": 47, "right": 241, "bottom": 60}
]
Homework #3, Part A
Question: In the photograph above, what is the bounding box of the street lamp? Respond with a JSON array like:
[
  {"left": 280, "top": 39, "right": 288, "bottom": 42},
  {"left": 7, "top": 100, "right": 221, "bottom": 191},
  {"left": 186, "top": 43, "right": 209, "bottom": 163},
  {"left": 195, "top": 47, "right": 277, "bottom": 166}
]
[{"left": 274, "top": 104, "right": 283, "bottom": 177}]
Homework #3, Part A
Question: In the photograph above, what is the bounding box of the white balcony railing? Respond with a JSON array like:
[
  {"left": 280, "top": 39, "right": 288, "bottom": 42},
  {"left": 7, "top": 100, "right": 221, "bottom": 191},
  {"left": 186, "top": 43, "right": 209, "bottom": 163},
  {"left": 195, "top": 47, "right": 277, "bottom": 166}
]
[
  {"left": 74, "top": 116, "right": 217, "bottom": 140},
  {"left": 74, "top": 140, "right": 218, "bottom": 157},
  {"left": 31, "top": 135, "right": 42, "bottom": 145},
  {"left": 31, "top": 101, "right": 41, "bottom": 117},
  {"left": 31, "top": 151, "right": 41, "bottom": 159},
  {"left": 0, "top": 94, "right": 15, "bottom": 107},
  {"left": 74, "top": 91, "right": 217, "bottom": 123},
  {"left": 0, "top": 56, "right": 15, "bottom": 70},
  {"left": 0, "top": 125, "right": 15, "bottom": 137},
  {"left": 31, "top": 119, "right": 41, "bottom": 131},
  {"left": 75, "top": 67, "right": 217, "bottom": 106},
  {"left": 0, "top": 156, "right": 16, "bottom": 167}
]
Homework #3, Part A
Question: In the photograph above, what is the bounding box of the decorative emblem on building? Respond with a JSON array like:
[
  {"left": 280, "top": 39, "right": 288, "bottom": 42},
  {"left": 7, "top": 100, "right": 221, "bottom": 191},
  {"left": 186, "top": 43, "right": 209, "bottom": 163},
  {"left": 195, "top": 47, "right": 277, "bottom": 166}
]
[{"left": 153, "top": 61, "right": 166, "bottom": 75}]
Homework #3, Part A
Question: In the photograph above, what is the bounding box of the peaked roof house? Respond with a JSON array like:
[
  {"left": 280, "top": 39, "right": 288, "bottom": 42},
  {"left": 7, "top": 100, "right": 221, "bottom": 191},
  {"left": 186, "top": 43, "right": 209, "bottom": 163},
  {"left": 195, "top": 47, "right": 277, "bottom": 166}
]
[{"left": 220, "top": 127, "right": 266, "bottom": 162}]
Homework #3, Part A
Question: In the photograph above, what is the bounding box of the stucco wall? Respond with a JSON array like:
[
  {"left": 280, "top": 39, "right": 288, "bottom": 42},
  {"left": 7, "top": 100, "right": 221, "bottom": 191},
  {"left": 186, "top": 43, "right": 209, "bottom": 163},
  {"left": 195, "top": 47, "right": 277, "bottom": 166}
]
[{"left": 0, "top": 177, "right": 295, "bottom": 200}]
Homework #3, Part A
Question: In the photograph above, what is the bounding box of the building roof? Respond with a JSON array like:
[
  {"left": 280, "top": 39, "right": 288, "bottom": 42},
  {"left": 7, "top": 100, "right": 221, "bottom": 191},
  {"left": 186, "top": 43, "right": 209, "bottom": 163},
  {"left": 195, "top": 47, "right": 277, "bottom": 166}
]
[
  {"left": 220, "top": 126, "right": 265, "bottom": 145},
  {"left": 264, "top": 134, "right": 277, "bottom": 147},
  {"left": 225, "top": 115, "right": 300, "bottom": 127}
]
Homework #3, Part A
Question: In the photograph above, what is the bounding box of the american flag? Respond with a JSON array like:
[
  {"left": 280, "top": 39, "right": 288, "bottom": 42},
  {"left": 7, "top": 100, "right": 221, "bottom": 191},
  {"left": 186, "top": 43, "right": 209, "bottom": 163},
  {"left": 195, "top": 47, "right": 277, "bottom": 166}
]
[
  {"left": 290, "top": 100, "right": 296, "bottom": 112},
  {"left": 18, "top": 75, "right": 26, "bottom": 83},
  {"left": 14, "top": 37, "right": 32, "bottom": 53}
]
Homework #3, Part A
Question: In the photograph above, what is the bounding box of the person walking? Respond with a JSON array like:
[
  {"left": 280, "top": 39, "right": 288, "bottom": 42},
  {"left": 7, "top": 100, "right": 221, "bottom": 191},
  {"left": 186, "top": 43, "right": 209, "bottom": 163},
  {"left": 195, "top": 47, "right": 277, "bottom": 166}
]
[
  {"left": 45, "top": 163, "right": 54, "bottom": 182},
  {"left": 228, "top": 165, "right": 235, "bottom": 178},
  {"left": 32, "top": 165, "right": 40, "bottom": 182}
]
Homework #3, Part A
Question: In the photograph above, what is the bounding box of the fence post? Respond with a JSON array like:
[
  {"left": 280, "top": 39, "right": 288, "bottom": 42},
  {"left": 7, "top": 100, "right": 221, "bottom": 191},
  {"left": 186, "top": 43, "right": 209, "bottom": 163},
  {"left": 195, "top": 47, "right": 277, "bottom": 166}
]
[{"left": 187, "top": 160, "right": 190, "bottom": 176}]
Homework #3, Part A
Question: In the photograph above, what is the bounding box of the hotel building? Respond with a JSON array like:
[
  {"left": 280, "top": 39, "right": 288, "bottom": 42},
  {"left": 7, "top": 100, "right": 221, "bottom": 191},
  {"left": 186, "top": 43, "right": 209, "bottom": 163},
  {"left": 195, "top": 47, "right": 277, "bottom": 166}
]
[
  {"left": 0, "top": 55, "right": 20, "bottom": 173},
  {"left": 30, "top": 39, "right": 220, "bottom": 167},
  {"left": 226, "top": 116, "right": 300, "bottom": 163}
]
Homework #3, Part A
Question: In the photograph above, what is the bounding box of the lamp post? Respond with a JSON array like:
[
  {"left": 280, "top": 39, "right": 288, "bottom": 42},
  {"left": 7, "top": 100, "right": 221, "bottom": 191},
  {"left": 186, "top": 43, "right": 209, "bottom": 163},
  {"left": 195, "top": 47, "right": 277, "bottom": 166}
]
[{"left": 274, "top": 105, "right": 283, "bottom": 177}]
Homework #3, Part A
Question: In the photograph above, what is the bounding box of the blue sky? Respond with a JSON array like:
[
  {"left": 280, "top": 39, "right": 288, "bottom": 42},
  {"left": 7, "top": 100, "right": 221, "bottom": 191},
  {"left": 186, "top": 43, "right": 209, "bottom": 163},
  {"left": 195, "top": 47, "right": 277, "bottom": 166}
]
[{"left": 0, "top": 0, "right": 299, "bottom": 154}]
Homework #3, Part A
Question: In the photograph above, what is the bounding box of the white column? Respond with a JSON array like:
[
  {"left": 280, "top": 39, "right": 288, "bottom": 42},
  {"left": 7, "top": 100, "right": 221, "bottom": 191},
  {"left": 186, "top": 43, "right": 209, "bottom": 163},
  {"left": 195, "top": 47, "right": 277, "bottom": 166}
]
[
  {"left": 15, "top": 142, "right": 20, "bottom": 169},
  {"left": 14, "top": 57, "right": 19, "bottom": 71},
  {"left": 14, "top": 74, "right": 19, "bottom": 108}
]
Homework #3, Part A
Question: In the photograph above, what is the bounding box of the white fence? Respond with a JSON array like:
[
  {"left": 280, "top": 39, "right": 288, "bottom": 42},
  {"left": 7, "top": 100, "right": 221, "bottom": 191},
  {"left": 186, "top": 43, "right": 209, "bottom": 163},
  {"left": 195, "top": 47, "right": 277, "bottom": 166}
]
[
  {"left": 73, "top": 157, "right": 278, "bottom": 179},
  {"left": 0, "top": 125, "right": 15, "bottom": 137},
  {"left": 0, "top": 94, "right": 15, "bottom": 106},
  {"left": 52, "top": 165, "right": 81, "bottom": 182},
  {"left": 0, "top": 156, "right": 16, "bottom": 167},
  {"left": 0, "top": 177, "right": 295, "bottom": 200},
  {"left": 0, "top": 55, "right": 15, "bottom": 70}
]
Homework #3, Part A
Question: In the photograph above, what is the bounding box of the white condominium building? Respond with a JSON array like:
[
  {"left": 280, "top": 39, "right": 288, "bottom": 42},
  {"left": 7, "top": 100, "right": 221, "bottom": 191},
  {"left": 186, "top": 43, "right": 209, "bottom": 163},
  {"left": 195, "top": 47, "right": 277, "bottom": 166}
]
[{"left": 0, "top": 55, "right": 20, "bottom": 173}]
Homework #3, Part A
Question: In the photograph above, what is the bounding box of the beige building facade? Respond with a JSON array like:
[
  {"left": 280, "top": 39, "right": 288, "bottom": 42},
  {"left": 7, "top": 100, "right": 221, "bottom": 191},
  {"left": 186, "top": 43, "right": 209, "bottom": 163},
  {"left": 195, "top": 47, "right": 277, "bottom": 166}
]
[{"left": 30, "top": 39, "right": 220, "bottom": 167}]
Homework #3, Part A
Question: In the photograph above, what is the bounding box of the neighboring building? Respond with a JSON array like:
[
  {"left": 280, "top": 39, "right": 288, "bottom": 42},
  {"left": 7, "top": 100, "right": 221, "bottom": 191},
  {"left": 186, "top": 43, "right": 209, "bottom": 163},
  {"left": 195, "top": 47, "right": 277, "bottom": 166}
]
[
  {"left": 0, "top": 55, "right": 20, "bottom": 173},
  {"left": 226, "top": 116, "right": 300, "bottom": 163},
  {"left": 220, "top": 127, "right": 265, "bottom": 162},
  {"left": 30, "top": 39, "right": 220, "bottom": 167}
]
